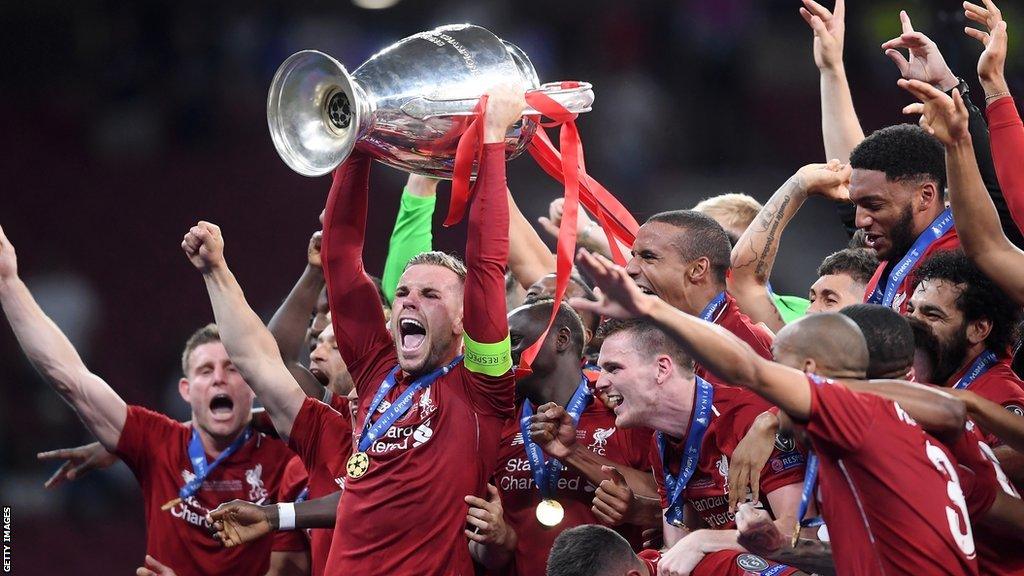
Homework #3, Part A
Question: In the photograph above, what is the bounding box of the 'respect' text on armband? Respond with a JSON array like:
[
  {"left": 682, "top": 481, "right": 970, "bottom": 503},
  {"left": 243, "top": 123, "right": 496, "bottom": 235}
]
[{"left": 462, "top": 333, "right": 512, "bottom": 377}]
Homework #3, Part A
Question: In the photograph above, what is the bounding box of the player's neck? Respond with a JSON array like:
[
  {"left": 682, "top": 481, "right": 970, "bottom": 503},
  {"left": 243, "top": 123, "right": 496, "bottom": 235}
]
[
  {"left": 909, "top": 203, "right": 947, "bottom": 239},
  {"left": 529, "top": 359, "right": 583, "bottom": 407},
  {"left": 686, "top": 283, "right": 726, "bottom": 318},
  {"left": 650, "top": 375, "right": 696, "bottom": 438},
  {"left": 954, "top": 343, "right": 989, "bottom": 377},
  {"left": 194, "top": 421, "right": 250, "bottom": 458}
]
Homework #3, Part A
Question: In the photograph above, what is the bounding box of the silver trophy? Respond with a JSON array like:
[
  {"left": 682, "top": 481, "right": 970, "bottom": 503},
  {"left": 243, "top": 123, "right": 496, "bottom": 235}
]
[{"left": 267, "top": 24, "right": 594, "bottom": 177}]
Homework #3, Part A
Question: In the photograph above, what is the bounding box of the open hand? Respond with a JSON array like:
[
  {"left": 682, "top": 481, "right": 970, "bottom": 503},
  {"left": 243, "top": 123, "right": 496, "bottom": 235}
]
[
  {"left": 182, "top": 221, "right": 226, "bottom": 274},
  {"left": 898, "top": 79, "right": 971, "bottom": 146},
  {"left": 881, "top": 11, "right": 959, "bottom": 91},
  {"left": 208, "top": 500, "right": 273, "bottom": 547},
  {"left": 727, "top": 412, "right": 780, "bottom": 512},
  {"left": 528, "top": 402, "right": 579, "bottom": 460},
  {"left": 570, "top": 250, "right": 655, "bottom": 320},
  {"left": 799, "top": 0, "right": 846, "bottom": 72},
  {"left": 37, "top": 441, "right": 118, "bottom": 489},
  {"left": 964, "top": 0, "right": 1009, "bottom": 95},
  {"left": 464, "top": 484, "right": 516, "bottom": 551}
]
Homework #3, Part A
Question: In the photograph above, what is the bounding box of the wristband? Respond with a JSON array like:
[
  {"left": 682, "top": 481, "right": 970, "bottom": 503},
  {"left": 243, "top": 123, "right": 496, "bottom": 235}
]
[
  {"left": 985, "top": 91, "right": 1011, "bottom": 104},
  {"left": 278, "top": 502, "right": 296, "bottom": 531}
]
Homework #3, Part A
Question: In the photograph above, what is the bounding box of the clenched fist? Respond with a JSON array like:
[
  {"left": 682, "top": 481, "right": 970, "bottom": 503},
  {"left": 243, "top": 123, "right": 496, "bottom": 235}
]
[{"left": 182, "top": 221, "right": 226, "bottom": 273}]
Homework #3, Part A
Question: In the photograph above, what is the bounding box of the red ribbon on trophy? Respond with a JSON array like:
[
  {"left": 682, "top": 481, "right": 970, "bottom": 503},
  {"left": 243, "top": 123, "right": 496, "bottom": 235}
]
[{"left": 444, "top": 83, "right": 639, "bottom": 375}]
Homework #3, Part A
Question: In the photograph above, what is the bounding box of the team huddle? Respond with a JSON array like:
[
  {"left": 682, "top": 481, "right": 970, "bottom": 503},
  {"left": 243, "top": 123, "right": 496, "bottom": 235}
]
[{"left": 7, "top": 0, "right": 1024, "bottom": 575}]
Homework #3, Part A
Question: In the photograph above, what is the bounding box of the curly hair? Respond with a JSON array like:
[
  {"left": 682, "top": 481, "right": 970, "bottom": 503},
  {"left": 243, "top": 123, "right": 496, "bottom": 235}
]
[
  {"left": 850, "top": 124, "right": 946, "bottom": 192},
  {"left": 817, "top": 248, "right": 879, "bottom": 286},
  {"left": 645, "top": 210, "right": 731, "bottom": 284},
  {"left": 913, "top": 250, "right": 1021, "bottom": 353}
]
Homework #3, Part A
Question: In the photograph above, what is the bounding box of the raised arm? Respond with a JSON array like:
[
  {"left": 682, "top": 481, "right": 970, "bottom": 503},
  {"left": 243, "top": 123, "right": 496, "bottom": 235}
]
[
  {"left": 320, "top": 155, "right": 394, "bottom": 381},
  {"left": 572, "top": 250, "right": 812, "bottom": 420},
  {"left": 459, "top": 87, "right": 522, "bottom": 374},
  {"left": 847, "top": 379, "right": 965, "bottom": 437},
  {"left": 266, "top": 230, "right": 328, "bottom": 400},
  {"left": 183, "top": 222, "right": 305, "bottom": 439},
  {"left": 0, "top": 225, "right": 126, "bottom": 450},
  {"left": 730, "top": 162, "right": 851, "bottom": 331},
  {"left": 901, "top": 78, "right": 1024, "bottom": 305},
  {"left": 507, "top": 189, "right": 556, "bottom": 290},
  {"left": 381, "top": 174, "right": 438, "bottom": 302}
]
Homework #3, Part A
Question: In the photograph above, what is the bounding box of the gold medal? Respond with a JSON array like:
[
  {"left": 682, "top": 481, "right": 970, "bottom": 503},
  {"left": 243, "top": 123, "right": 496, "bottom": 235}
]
[
  {"left": 535, "top": 499, "right": 565, "bottom": 527},
  {"left": 346, "top": 451, "right": 370, "bottom": 479}
]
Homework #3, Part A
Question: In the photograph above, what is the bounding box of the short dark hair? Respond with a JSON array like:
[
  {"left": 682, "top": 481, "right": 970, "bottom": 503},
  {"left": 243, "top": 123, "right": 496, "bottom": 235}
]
[
  {"left": 913, "top": 250, "right": 1021, "bottom": 353},
  {"left": 840, "top": 304, "right": 915, "bottom": 378},
  {"left": 519, "top": 297, "right": 586, "bottom": 356},
  {"left": 850, "top": 124, "right": 946, "bottom": 193},
  {"left": 182, "top": 324, "right": 221, "bottom": 376},
  {"left": 598, "top": 318, "right": 694, "bottom": 372},
  {"left": 817, "top": 248, "right": 879, "bottom": 286},
  {"left": 546, "top": 525, "right": 642, "bottom": 576},
  {"left": 645, "top": 210, "right": 731, "bottom": 284}
]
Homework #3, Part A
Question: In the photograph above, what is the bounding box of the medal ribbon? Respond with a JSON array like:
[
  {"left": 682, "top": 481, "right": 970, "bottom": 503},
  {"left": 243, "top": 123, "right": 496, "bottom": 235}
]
[
  {"left": 659, "top": 376, "right": 714, "bottom": 526},
  {"left": 358, "top": 356, "right": 463, "bottom": 453},
  {"left": 520, "top": 377, "right": 592, "bottom": 500},
  {"left": 180, "top": 426, "right": 252, "bottom": 501},
  {"left": 867, "top": 208, "right": 954, "bottom": 306},
  {"left": 700, "top": 292, "right": 727, "bottom": 323},
  {"left": 954, "top": 350, "right": 998, "bottom": 390}
]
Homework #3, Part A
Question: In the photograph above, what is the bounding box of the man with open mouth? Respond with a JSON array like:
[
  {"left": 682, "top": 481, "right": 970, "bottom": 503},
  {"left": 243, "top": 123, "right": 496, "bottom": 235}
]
[
  {"left": 0, "top": 222, "right": 297, "bottom": 576},
  {"left": 193, "top": 84, "right": 523, "bottom": 576}
]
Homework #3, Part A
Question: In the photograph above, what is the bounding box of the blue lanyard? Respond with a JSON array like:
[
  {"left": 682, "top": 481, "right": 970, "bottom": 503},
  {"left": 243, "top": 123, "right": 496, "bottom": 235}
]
[
  {"left": 954, "top": 350, "right": 998, "bottom": 390},
  {"left": 659, "top": 376, "right": 714, "bottom": 526},
  {"left": 700, "top": 292, "right": 727, "bottom": 322},
  {"left": 358, "top": 356, "right": 463, "bottom": 453},
  {"left": 796, "top": 452, "right": 823, "bottom": 530},
  {"left": 520, "top": 377, "right": 592, "bottom": 499},
  {"left": 180, "top": 426, "right": 252, "bottom": 500},
  {"left": 867, "top": 208, "right": 954, "bottom": 306}
]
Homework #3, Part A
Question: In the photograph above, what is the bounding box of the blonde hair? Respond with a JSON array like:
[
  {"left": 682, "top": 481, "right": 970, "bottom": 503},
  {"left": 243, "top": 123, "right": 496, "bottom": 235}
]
[
  {"left": 692, "top": 193, "right": 763, "bottom": 232},
  {"left": 181, "top": 324, "right": 220, "bottom": 376},
  {"left": 405, "top": 251, "right": 467, "bottom": 281}
]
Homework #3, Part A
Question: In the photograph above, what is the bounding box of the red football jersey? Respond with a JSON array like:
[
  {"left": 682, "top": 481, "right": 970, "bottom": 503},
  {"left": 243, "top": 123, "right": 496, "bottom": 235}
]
[
  {"left": 273, "top": 455, "right": 310, "bottom": 554},
  {"left": 639, "top": 549, "right": 798, "bottom": 576},
  {"left": 652, "top": 385, "right": 805, "bottom": 529},
  {"left": 114, "top": 406, "right": 295, "bottom": 576},
  {"left": 696, "top": 294, "right": 774, "bottom": 388},
  {"left": 953, "top": 421, "right": 1024, "bottom": 576},
  {"left": 863, "top": 228, "right": 960, "bottom": 314},
  {"left": 493, "top": 395, "right": 653, "bottom": 575},
  {"left": 947, "top": 356, "right": 1024, "bottom": 446},
  {"left": 803, "top": 376, "right": 979, "bottom": 575},
  {"left": 289, "top": 397, "right": 353, "bottom": 576}
]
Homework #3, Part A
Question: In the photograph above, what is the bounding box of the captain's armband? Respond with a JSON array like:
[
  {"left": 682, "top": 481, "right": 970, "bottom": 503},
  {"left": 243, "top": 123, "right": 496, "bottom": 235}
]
[{"left": 462, "top": 333, "right": 512, "bottom": 377}]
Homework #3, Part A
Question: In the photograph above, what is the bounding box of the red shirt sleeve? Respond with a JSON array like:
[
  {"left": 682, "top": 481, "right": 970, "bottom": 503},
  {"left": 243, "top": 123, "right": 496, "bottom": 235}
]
[
  {"left": 320, "top": 154, "right": 397, "bottom": 394},
  {"left": 288, "top": 397, "right": 349, "bottom": 478},
  {"left": 987, "top": 97, "right": 1024, "bottom": 234},
  {"left": 462, "top": 143, "right": 510, "bottom": 345},
  {"left": 114, "top": 405, "right": 185, "bottom": 478},
  {"left": 805, "top": 376, "right": 878, "bottom": 454}
]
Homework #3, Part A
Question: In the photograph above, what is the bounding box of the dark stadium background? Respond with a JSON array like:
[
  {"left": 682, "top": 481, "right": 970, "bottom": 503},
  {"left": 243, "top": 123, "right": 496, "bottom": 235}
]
[{"left": 0, "top": 0, "right": 1020, "bottom": 572}]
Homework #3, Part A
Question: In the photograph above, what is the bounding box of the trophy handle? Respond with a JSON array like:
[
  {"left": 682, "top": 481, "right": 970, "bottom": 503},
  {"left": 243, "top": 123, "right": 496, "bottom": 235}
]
[{"left": 400, "top": 81, "right": 594, "bottom": 120}]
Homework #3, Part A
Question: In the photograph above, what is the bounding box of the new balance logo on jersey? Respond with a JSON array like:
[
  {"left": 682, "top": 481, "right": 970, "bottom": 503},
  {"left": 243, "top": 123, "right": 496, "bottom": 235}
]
[{"left": 511, "top": 432, "right": 525, "bottom": 446}]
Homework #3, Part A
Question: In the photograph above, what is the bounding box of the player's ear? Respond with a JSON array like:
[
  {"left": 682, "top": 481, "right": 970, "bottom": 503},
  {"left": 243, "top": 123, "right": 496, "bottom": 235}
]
[
  {"left": 803, "top": 358, "right": 818, "bottom": 375},
  {"left": 655, "top": 354, "right": 673, "bottom": 384},
  {"left": 555, "top": 326, "right": 572, "bottom": 353},
  {"left": 178, "top": 378, "right": 192, "bottom": 403},
  {"left": 966, "top": 318, "right": 992, "bottom": 347}
]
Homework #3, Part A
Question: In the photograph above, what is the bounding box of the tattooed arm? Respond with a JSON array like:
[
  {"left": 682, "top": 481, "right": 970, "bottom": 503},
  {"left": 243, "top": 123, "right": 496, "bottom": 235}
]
[{"left": 728, "top": 162, "right": 852, "bottom": 332}]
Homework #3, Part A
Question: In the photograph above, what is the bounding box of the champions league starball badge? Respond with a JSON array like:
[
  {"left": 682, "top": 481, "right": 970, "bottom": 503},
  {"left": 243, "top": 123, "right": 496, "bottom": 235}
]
[
  {"left": 347, "top": 452, "right": 370, "bottom": 479},
  {"left": 535, "top": 499, "right": 564, "bottom": 527}
]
